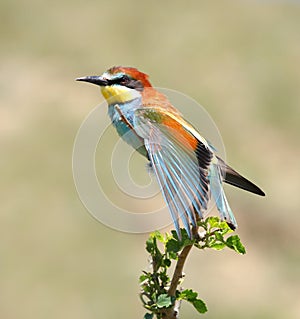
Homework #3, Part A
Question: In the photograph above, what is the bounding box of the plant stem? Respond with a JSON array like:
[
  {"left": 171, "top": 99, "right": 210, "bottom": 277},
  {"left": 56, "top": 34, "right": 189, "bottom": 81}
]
[
  {"left": 168, "top": 244, "right": 193, "bottom": 297},
  {"left": 161, "top": 226, "right": 199, "bottom": 319}
]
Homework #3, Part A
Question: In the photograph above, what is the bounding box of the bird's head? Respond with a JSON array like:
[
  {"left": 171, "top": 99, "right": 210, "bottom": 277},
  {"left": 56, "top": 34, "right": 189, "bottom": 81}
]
[{"left": 76, "top": 66, "right": 152, "bottom": 105}]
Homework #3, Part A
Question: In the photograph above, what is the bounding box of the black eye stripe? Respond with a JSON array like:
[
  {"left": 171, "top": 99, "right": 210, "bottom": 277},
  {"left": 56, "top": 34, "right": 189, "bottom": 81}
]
[
  {"left": 107, "top": 75, "right": 144, "bottom": 91},
  {"left": 108, "top": 74, "right": 130, "bottom": 85}
]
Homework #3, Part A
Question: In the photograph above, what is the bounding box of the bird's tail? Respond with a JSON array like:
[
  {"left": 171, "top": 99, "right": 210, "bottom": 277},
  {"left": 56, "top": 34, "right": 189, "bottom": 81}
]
[
  {"left": 217, "top": 156, "right": 265, "bottom": 196},
  {"left": 209, "top": 163, "right": 237, "bottom": 230}
]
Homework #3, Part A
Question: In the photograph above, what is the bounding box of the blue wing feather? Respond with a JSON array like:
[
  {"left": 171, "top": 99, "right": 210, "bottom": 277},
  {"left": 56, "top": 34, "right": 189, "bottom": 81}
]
[
  {"left": 133, "top": 107, "right": 238, "bottom": 237},
  {"left": 134, "top": 109, "right": 212, "bottom": 238}
]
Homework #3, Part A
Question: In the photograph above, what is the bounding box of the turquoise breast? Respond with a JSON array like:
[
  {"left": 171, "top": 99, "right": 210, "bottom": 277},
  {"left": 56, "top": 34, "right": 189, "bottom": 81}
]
[{"left": 108, "top": 100, "right": 148, "bottom": 158}]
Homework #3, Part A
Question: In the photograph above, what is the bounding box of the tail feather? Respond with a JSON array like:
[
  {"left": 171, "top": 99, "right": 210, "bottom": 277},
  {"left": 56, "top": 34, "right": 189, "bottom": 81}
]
[
  {"left": 209, "top": 163, "right": 238, "bottom": 229},
  {"left": 217, "top": 157, "right": 265, "bottom": 196}
]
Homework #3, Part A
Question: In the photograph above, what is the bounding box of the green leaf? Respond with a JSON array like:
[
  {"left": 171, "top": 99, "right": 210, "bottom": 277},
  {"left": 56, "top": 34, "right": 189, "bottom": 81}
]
[
  {"left": 180, "top": 290, "right": 207, "bottom": 314},
  {"left": 180, "top": 289, "right": 198, "bottom": 301},
  {"left": 153, "top": 252, "right": 163, "bottom": 268},
  {"left": 226, "top": 235, "right": 246, "bottom": 254},
  {"left": 166, "top": 238, "right": 182, "bottom": 254},
  {"left": 156, "top": 294, "right": 173, "bottom": 308},
  {"left": 180, "top": 229, "right": 193, "bottom": 244},
  {"left": 146, "top": 237, "right": 154, "bottom": 254},
  {"left": 207, "top": 216, "right": 220, "bottom": 228},
  {"left": 168, "top": 251, "right": 178, "bottom": 260},
  {"left": 144, "top": 313, "right": 153, "bottom": 319},
  {"left": 170, "top": 230, "right": 179, "bottom": 240},
  {"left": 210, "top": 242, "right": 226, "bottom": 250},
  {"left": 158, "top": 272, "right": 169, "bottom": 283},
  {"left": 214, "top": 232, "right": 224, "bottom": 241},
  {"left": 163, "top": 258, "right": 171, "bottom": 267},
  {"left": 219, "top": 220, "right": 231, "bottom": 230},
  {"left": 192, "top": 299, "right": 208, "bottom": 313},
  {"left": 153, "top": 230, "right": 165, "bottom": 243},
  {"left": 139, "top": 274, "right": 149, "bottom": 282}
]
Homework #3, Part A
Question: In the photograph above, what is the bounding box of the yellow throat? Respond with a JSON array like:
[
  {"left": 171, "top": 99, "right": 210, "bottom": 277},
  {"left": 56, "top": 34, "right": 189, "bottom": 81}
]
[{"left": 101, "top": 85, "right": 141, "bottom": 104}]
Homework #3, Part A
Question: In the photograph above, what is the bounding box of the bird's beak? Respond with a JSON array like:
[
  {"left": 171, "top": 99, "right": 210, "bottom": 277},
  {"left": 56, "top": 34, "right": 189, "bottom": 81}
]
[{"left": 76, "top": 75, "right": 108, "bottom": 86}]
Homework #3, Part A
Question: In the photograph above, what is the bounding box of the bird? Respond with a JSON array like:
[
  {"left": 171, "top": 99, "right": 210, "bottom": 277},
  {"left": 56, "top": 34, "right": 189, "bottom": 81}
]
[{"left": 76, "top": 66, "right": 265, "bottom": 238}]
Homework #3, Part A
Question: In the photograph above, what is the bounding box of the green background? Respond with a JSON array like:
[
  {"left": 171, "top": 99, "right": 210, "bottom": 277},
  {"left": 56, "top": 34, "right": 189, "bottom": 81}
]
[{"left": 1, "top": 0, "right": 300, "bottom": 318}]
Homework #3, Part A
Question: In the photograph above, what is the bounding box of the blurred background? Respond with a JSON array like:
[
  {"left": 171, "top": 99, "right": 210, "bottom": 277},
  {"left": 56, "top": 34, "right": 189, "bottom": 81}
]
[{"left": 1, "top": 0, "right": 300, "bottom": 318}]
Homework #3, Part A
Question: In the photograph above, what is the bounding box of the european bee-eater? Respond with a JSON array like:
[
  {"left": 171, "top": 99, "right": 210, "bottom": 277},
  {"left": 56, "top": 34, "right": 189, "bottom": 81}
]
[{"left": 77, "top": 66, "right": 265, "bottom": 238}]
